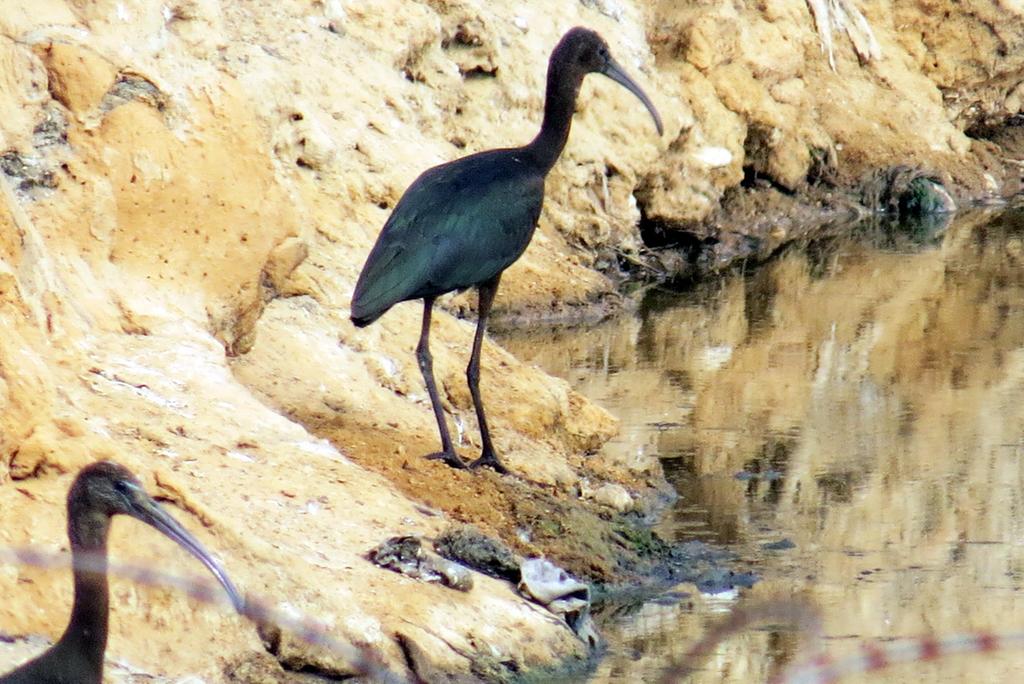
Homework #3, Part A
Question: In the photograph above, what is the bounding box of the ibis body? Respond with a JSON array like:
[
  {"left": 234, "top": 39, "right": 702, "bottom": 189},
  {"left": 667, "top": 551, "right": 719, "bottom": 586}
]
[{"left": 351, "top": 27, "right": 662, "bottom": 473}]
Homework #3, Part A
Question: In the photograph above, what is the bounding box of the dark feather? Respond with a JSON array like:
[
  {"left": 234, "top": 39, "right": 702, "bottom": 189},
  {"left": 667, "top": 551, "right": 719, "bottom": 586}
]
[{"left": 351, "top": 149, "right": 544, "bottom": 325}]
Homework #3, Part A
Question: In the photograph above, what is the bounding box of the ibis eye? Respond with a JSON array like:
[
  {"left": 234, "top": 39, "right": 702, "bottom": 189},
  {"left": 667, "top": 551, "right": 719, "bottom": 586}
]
[{"left": 114, "top": 480, "right": 131, "bottom": 496}]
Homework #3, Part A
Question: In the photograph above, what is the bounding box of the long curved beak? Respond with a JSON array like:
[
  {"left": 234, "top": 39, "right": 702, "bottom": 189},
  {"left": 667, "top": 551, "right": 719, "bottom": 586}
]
[
  {"left": 602, "top": 57, "right": 663, "bottom": 136},
  {"left": 132, "top": 493, "right": 245, "bottom": 612}
]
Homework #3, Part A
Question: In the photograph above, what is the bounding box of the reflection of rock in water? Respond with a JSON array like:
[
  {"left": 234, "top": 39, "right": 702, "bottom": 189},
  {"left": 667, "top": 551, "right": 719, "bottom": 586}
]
[{"left": 852, "top": 210, "right": 955, "bottom": 250}]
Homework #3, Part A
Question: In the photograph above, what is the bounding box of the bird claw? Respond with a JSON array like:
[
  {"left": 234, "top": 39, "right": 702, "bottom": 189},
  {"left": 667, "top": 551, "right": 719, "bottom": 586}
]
[
  {"left": 469, "top": 452, "right": 510, "bottom": 475},
  {"left": 425, "top": 451, "right": 470, "bottom": 469}
]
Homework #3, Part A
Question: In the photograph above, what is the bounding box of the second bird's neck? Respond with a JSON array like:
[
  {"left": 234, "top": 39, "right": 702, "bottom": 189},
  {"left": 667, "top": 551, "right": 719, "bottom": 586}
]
[{"left": 57, "top": 535, "right": 111, "bottom": 677}]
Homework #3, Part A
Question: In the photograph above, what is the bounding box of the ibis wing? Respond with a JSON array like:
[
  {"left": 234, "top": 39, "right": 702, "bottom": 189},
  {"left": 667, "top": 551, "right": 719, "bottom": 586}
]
[{"left": 351, "top": 151, "right": 544, "bottom": 325}]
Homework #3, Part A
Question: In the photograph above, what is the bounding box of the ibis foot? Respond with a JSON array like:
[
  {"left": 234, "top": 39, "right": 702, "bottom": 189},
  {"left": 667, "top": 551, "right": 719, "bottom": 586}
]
[
  {"left": 426, "top": 450, "right": 470, "bottom": 469},
  {"left": 470, "top": 451, "right": 510, "bottom": 475}
]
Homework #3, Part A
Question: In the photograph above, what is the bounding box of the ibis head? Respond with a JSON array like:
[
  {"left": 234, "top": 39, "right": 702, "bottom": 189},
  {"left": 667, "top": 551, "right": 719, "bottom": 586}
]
[
  {"left": 548, "top": 27, "right": 663, "bottom": 136},
  {"left": 68, "top": 461, "right": 244, "bottom": 611}
]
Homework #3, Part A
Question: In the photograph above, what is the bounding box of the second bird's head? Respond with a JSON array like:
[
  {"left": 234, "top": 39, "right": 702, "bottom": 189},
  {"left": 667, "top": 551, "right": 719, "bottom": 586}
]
[
  {"left": 68, "top": 460, "right": 245, "bottom": 612},
  {"left": 555, "top": 27, "right": 664, "bottom": 136}
]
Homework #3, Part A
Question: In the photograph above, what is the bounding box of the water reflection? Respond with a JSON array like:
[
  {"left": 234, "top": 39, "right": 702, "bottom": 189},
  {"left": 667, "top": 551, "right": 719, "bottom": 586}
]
[{"left": 496, "top": 205, "right": 1024, "bottom": 682}]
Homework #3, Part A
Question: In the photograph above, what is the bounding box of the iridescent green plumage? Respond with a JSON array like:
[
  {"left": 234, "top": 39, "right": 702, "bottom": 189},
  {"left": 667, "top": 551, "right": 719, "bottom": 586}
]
[
  {"left": 351, "top": 27, "right": 662, "bottom": 473},
  {"left": 352, "top": 151, "right": 544, "bottom": 325}
]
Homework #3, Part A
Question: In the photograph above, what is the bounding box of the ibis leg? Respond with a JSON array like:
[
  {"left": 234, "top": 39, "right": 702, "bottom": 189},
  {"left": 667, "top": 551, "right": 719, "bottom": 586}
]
[
  {"left": 418, "top": 298, "right": 468, "bottom": 469},
  {"left": 467, "top": 276, "right": 510, "bottom": 474}
]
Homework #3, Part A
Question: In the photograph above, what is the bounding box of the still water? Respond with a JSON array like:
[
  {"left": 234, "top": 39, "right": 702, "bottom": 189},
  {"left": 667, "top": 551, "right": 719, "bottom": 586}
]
[{"left": 496, "top": 206, "right": 1024, "bottom": 682}]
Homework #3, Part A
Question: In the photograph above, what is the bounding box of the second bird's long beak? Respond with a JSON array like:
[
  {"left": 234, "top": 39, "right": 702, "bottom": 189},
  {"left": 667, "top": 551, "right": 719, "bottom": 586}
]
[
  {"left": 133, "top": 493, "right": 246, "bottom": 612},
  {"left": 602, "top": 57, "right": 664, "bottom": 136}
]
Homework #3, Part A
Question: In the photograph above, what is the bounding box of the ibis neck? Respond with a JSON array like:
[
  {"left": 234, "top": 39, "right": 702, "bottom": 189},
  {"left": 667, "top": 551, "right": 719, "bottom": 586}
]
[
  {"left": 62, "top": 554, "right": 109, "bottom": 658},
  {"left": 58, "top": 512, "right": 112, "bottom": 674},
  {"left": 525, "top": 65, "right": 584, "bottom": 173}
]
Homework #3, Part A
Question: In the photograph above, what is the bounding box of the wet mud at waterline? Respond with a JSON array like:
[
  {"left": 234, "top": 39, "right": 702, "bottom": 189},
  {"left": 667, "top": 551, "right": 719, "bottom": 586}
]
[{"left": 497, "top": 205, "right": 1024, "bottom": 682}]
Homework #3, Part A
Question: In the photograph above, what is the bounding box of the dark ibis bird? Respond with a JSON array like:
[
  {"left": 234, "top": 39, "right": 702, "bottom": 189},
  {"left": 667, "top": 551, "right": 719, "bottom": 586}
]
[
  {"left": 0, "top": 461, "right": 244, "bottom": 684},
  {"left": 351, "top": 27, "right": 662, "bottom": 473}
]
